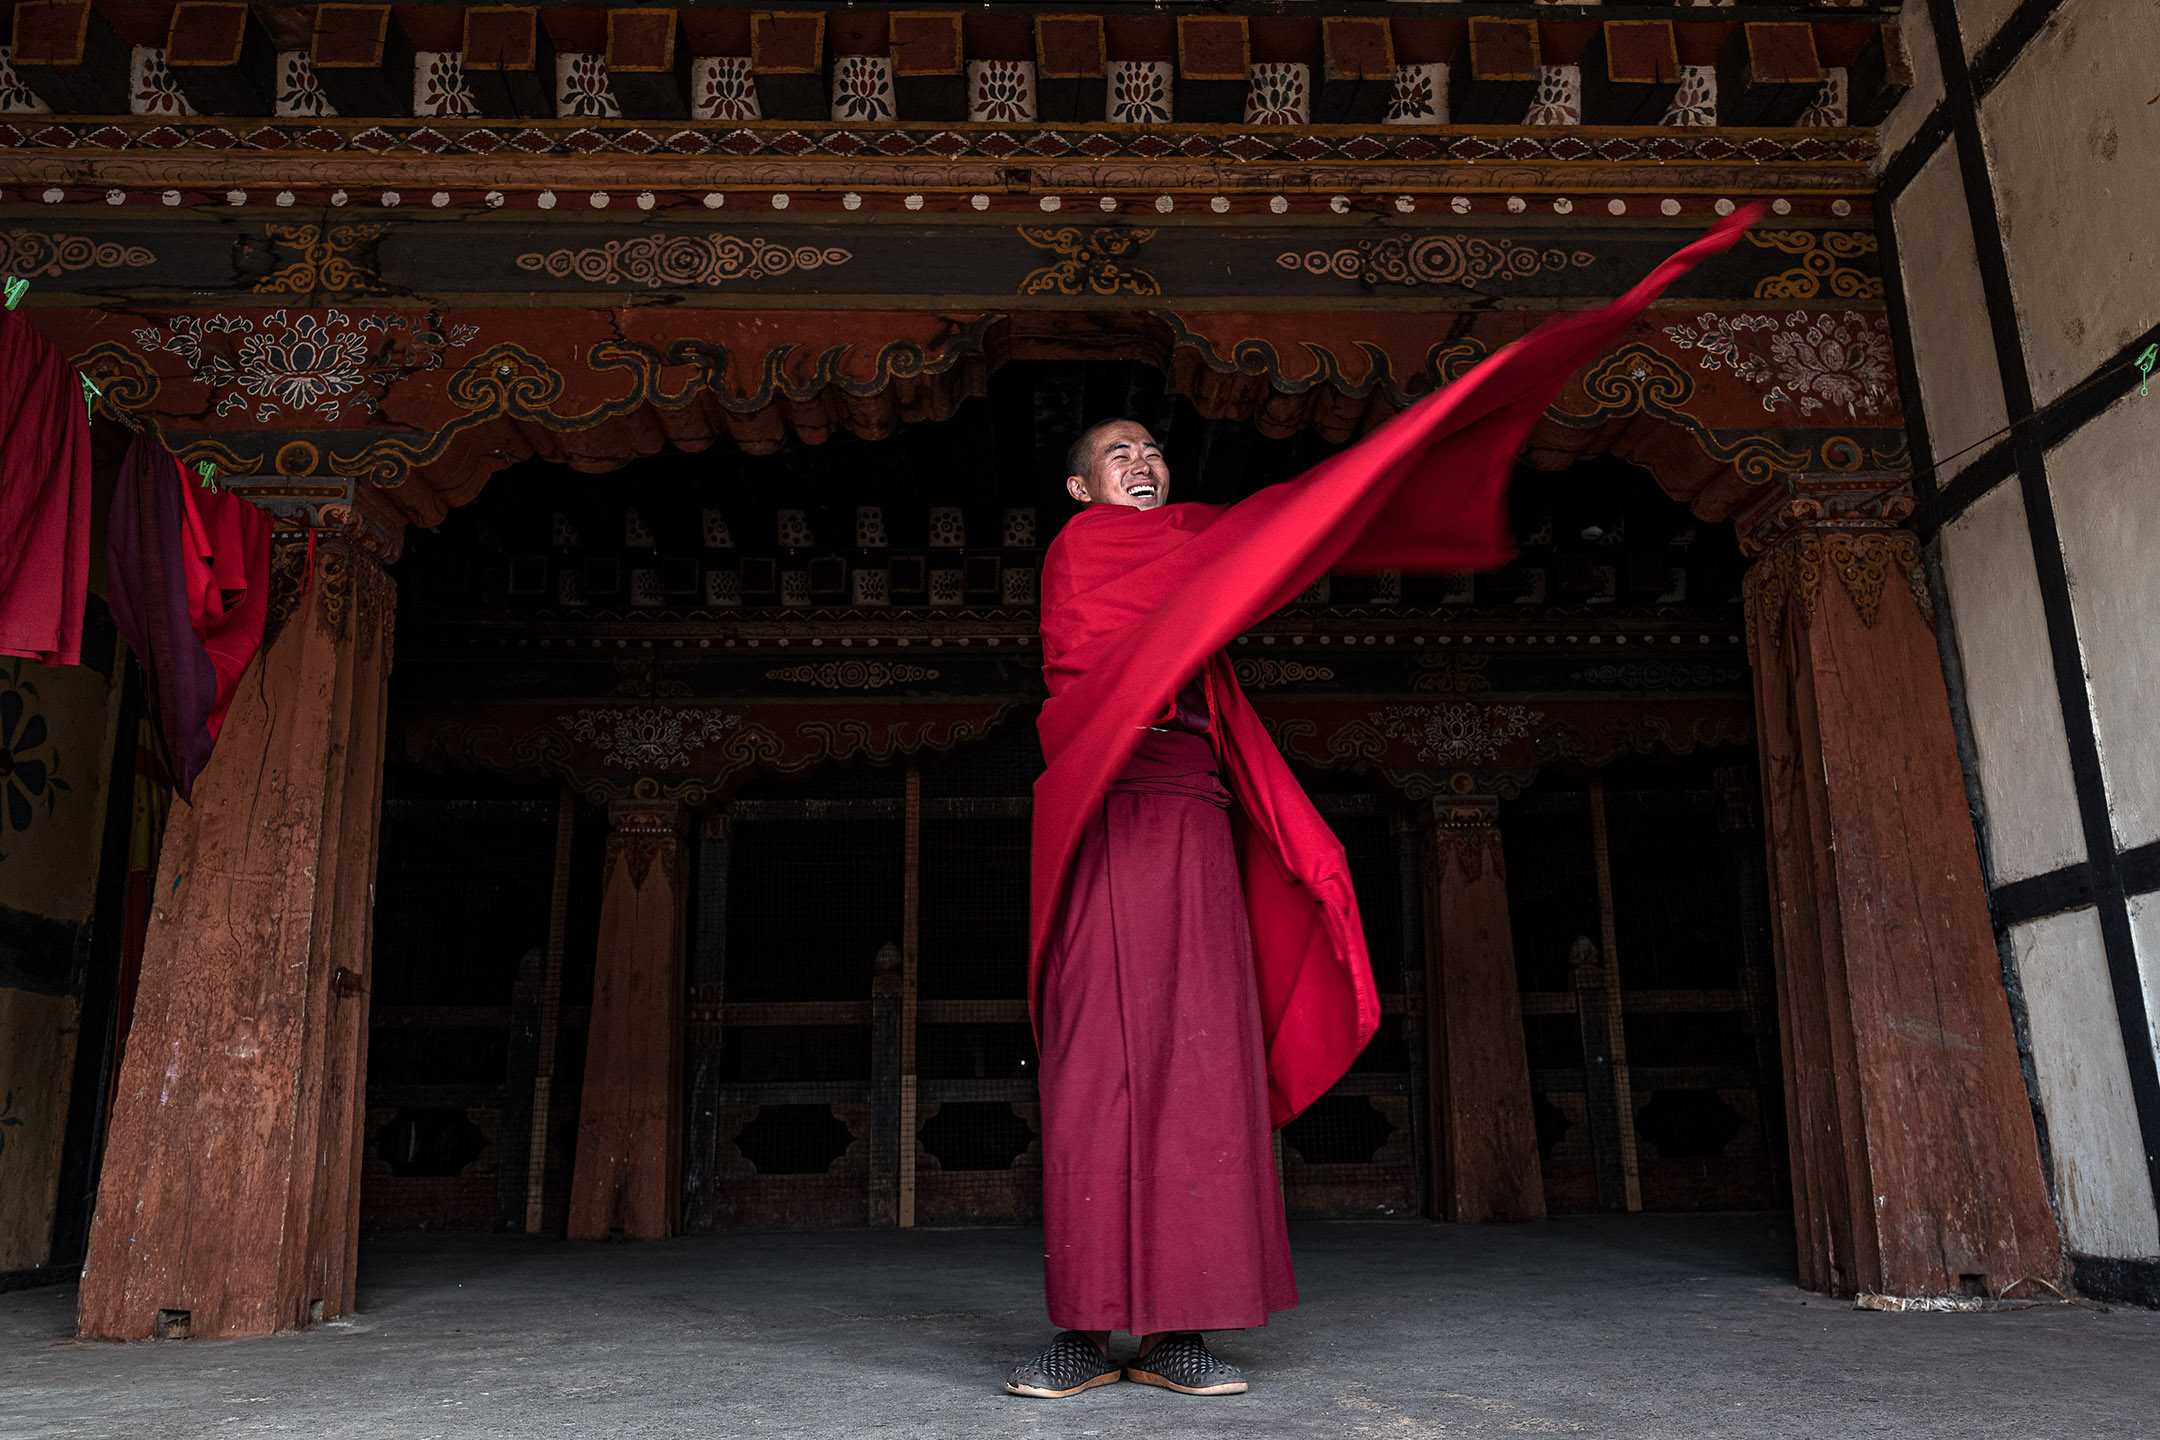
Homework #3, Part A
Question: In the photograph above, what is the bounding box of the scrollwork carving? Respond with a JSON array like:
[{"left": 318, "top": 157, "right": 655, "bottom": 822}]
[
  {"left": 1431, "top": 825, "right": 1506, "bottom": 885},
  {"left": 1743, "top": 529, "right": 1929, "bottom": 655}
]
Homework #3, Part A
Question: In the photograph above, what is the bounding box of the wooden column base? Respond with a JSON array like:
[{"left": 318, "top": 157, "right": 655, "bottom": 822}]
[
  {"left": 1424, "top": 799, "right": 1546, "bottom": 1223},
  {"left": 78, "top": 533, "right": 395, "bottom": 1340},
  {"left": 566, "top": 800, "right": 687, "bottom": 1240}
]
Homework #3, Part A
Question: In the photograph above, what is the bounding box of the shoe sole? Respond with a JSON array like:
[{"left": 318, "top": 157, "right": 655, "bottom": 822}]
[
  {"left": 1004, "top": 1370, "right": 1123, "bottom": 1399},
  {"left": 1125, "top": 1368, "right": 1248, "bottom": 1396}
]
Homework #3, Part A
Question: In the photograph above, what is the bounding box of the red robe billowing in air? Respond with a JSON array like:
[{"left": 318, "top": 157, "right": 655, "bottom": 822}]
[{"left": 1030, "top": 210, "right": 1756, "bottom": 1333}]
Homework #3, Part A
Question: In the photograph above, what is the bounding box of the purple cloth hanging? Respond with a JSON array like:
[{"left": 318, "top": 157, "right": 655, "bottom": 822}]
[{"left": 106, "top": 437, "right": 269, "bottom": 802}]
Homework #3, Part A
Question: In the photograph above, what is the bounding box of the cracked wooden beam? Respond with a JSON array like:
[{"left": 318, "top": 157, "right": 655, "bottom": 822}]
[
  {"left": 164, "top": 2, "right": 277, "bottom": 117},
  {"left": 9, "top": 0, "right": 131, "bottom": 113},
  {"left": 891, "top": 10, "right": 963, "bottom": 123},
  {"left": 1717, "top": 22, "right": 1822, "bottom": 127},
  {"left": 310, "top": 4, "right": 415, "bottom": 118},
  {"left": 1316, "top": 17, "right": 1392, "bottom": 127},
  {"left": 1845, "top": 24, "right": 1912, "bottom": 127},
  {"left": 751, "top": 10, "right": 827, "bottom": 122},
  {"left": 1581, "top": 21, "right": 1680, "bottom": 127},
  {"left": 1174, "top": 14, "right": 1247, "bottom": 124},
  {"left": 605, "top": 7, "right": 690, "bottom": 120},
  {"left": 1033, "top": 13, "right": 1105, "bottom": 125},
  {"left": 1457, "top": 17, "right": 1538, "bottom": 125},
  {"left": 461, "top": 6, "right": 549, "bottom": 121}
]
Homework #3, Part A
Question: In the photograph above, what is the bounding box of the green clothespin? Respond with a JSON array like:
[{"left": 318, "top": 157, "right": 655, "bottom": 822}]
[
  {"left": 80, "top": 373, "right": 100, "bottom": 419},
  {"left": 2136, "top": 343, "right": 2158, "bottom": 399},
  {"left": 2, "top": 276, "right": 26, "bottom": 310},
  {"left": 194, "top": 460, "right": 218, "bottom": 491}
]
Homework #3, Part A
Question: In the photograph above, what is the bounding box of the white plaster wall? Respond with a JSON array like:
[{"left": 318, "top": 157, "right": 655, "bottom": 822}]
[
  {"left": 1952, "top": 0, "right": 2026, "bottom": 60},
  {"left": 1890, "top": 144, "right": 2007, "bottom": 481},
  {"left": 1938, "top": 481, "right": 2086, "bottom": 880},
  {"left": 2011, "top": 909, "right": 2160, "bottom": 1258},
  {"left": 1981, "top": 0, "right": 2160, "bottom": 408},
  {"left": 2126, "top": 892, "right": 2160, "bottom": 1077},
  {"left": 2049, "top": 394, "right": 2160, "bottom": 851},
  {"left": 1875, "top": 0, "right": 1946, "bottom": 162}
]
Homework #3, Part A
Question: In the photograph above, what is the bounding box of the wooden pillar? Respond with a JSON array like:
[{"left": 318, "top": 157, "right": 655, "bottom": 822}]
[
  {"left": 566, "top": 799, "right": 687, "bottom": 1240},
  {"left": 78, "top": 527, "right": 396, "bottom": 1340},
  {"left": 681, "top": 810, "right": 729, "bottom": 1234},
  {"left": 896, "top": 765, "right": 921, "bottom": 1229},
  {"left": 1717, "top": 763, "right": 1791, "bottom": 1203},
  {"left": 868, "top": 942, "right": 903, "bottom": 1226},
  {"left": 1421, "top": 796, "right": 1546, "bottom": 1223},
  {"left": 1585, "top": 779, "right": 1643, "bottom": 1212},
  {"left": 1743, "top": 492, "right": 2061, "bottom": 1297},
  {"left": 1567, "top": 934, "right": 1634, "bottom": 1212},
  {"left": 1394, "top": 813, "right": 1432, "bottom": 1220},
  {"left": 503, "top": 785, "right": 575, "bottom": 1232}
]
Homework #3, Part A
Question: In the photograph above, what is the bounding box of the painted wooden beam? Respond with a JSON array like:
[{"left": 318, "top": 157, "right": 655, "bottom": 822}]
[
  {"left": 462, "top": 5, "right": 549, "bottom": 120},
  {"left": 1033, "top": 12, "right": 1103, "bottom": 124},
  {"left": 1174, "top": 14, "right": 1247, "bottom": 124},
  {"left": 1845, "top": 24, "right": 1913, "bottom": 127},
  {"left": 1457, "top": 17, "right": 1539, "bottom": 125},
  {"left": 8, "top": 0, "right": 130, "bottom": 112},
  {"left": 605, "top": 8, "right": 689, "bottom": 120},
  {"left": 1316, "top": 16, "right": 1392, "bottom": 126},
  {"left": 751, "top": 9, "right": 826, "bottom": 122},
  {"left": 309, "top": 4, "right": 413, "bottom": 118},
  {"left": 162, "top": 2, "right": 276, "bottom": 117},
  {"left": 891, "top": 10, "right": 963, "bottom": 123},
  {"left": 1580, "top": 21, "right": 1680, "bottom": 127},
  {"left": 1717, "top": 21, "right": 1822, "bottom": 127}
]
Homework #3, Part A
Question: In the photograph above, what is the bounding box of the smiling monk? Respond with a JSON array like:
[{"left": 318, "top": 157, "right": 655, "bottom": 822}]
[{"left": 1005, "top": 211, "right": 1758, "bottom": 1401}]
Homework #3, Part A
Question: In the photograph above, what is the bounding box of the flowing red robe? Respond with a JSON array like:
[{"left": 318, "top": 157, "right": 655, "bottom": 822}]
[
  {"left": 0, "top": 308, "right": 92, "bottom": 667},
  {"left": 1030, "top": 211, "right": 1754, "bottom": 1330}
]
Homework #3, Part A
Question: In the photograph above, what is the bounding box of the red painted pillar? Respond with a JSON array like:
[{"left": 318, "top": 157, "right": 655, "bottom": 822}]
[
  {"left": 1423, "top": 796, "right": 1547, "bottom": 1223},
  {"left": 1744, "top": 497, "right": 2060, "bottom": 1297},
  {"left": 79, "top": 529, "right": 395, "bottom": 1340},
  {"left": 567, "top": 800, "right": 687, "bottom": 1240}
]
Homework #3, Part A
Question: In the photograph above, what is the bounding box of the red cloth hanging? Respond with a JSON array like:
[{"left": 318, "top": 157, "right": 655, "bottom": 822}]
[
  {"left": 0, "top": 309, "right": 93, "bottom": 666},
  {"left": 107, "top": 437, "right": 271, "bottom": 801},
  {"left": 1032, "top": 210, "right": 1759, "bottom": 1126}
]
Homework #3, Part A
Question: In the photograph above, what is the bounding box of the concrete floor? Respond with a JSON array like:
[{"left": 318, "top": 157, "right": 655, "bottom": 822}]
[{"left": 3, "top": 1215, "right": 2155, "bottom": 1440}]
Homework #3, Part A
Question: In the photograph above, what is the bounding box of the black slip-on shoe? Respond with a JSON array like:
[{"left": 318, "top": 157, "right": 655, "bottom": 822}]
[
  {"left": 1004, "top": 1331, "right": 1123, "bottom": 1398},
  {"left": 1125, "top": 1333, "right": 1248, "bottom": 1395}
]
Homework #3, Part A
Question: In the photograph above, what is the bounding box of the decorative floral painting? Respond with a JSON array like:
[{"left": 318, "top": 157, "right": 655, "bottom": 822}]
[
  {"left": 967, "top": 59, "right": 1035, "bottom": 124},
  {"left": 0, "top": 663, "right": 69, "bottom": 860},
  {"left": 128, "top": 47, "right": 194, "bottom": 118},
  {"left": 555, "top": 52, "right": 621, "bottom": 120},
  {"left": 274, "top": 50, "right": 336, "bottom": 119},
  {"left": 1243, "top": 63, "right": 1309, "bottom": 126},
  {"left": 413, "top": 52, "right": 480, "bottom": 119},
  {"left": 1385, "top": 63, "right": 1446, "bottom": 125},
  {"left": 1106, "top": 61, "right": 1171, "bottom": 125},
  {"left": 692, "top": 56, "right": 761, "bottom": 122},
  {"left": 831, "top": 55, "right": 896, "bottom": 124}
]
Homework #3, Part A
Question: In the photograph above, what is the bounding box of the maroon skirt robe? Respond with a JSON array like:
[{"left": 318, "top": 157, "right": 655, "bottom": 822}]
[{"left": 1038, "top": 722, "right": 1297, "bottom": 1334}]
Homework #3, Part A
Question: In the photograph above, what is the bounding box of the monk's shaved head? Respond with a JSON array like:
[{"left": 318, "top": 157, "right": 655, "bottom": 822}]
[
  {"left": 1065, "top": 421, "right": 1124, "bottom": 485},
  {"left": 1066, "top": 419, "right": 1169, "bottom": 510}
]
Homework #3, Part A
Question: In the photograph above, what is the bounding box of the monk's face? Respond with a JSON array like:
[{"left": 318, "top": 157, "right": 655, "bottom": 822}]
[{"left": 1067, "top": 423, "right": 1169, "bottom": 510}]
